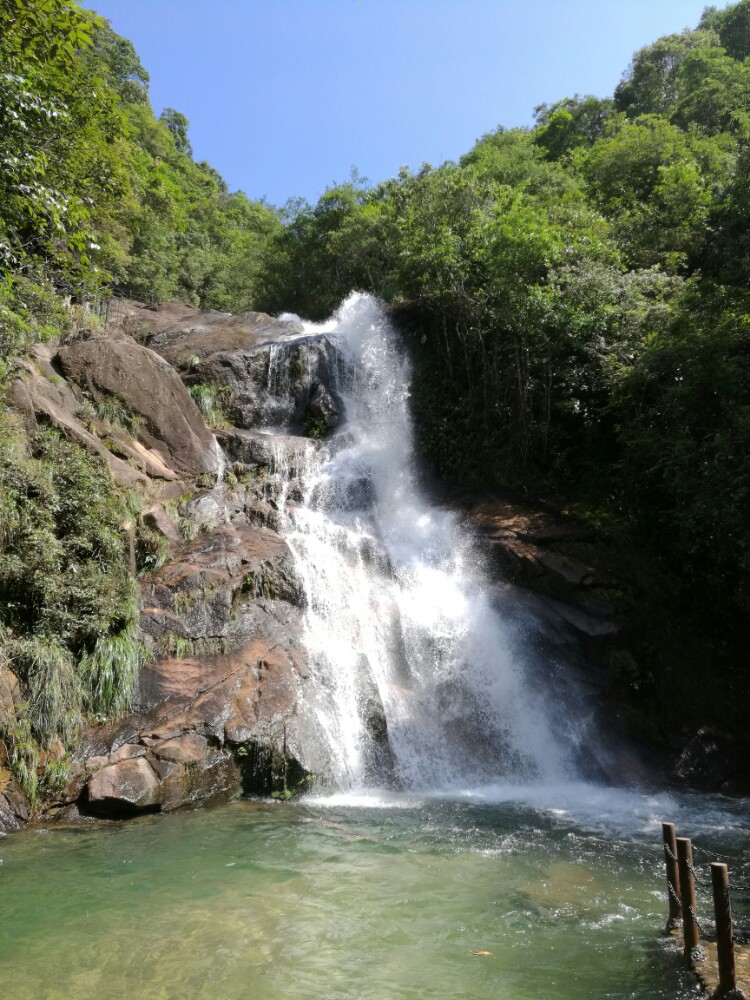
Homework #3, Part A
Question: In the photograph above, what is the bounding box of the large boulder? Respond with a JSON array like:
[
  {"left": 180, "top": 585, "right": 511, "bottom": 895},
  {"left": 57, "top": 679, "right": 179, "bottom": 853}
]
[
  {"left": 217, "top": 428, "right": 317, "bottom": 477},
  {"left": 7, "top": 349, "right": 148, "bottom": 488},
  {"left": 52, "top": 512, "right": 330, "bottom": 823},
  {"left": 86, "top": 757, "right": 161, "bottom": 815},
  {"left": 56, "top": 334, "right": 222, "bottom": 479}
]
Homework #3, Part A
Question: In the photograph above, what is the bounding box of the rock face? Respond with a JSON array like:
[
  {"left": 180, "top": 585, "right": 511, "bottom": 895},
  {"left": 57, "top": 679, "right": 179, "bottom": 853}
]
[
  {"left": 671, "top": 729, "right": 750, "bottom": 796},
  {"left": 144, "top": 306, "right": 305, "bottom": 369},
  {"left": 446, "top": 493, "right": 621, "bottom": 643},
  {"left": 190, "top": 335, "right": 342, "bottom": 435},
  {"left": 87, "top": 757, "right": 161, "bottom": 814},
  {"left": 7, "top": 346, "right": 149, "bottom": 488},
  {"left": 61, "top": 485, "right": 333, "bottom": 821},
  {"left": 57, "top": 333, "right": 222, "bottom": 478},
  {"left": 2, "top": 308, "right": 347, "bottom": 829},
  {"left": 52, "top": 310, "right": 347, "bottom": 819}
]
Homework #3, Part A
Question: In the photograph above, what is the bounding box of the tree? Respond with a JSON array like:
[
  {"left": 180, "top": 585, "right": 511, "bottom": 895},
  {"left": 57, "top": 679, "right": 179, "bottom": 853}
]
[
  {"left": 701, "top": 0, "right": 750, "bottom": 60},
  {"left": 614, "top": 29, "right": 719, "bottom": 117},
  {"left": 534, "top": 95, "right": 618, "bottom": 160},
  {"left": 160, "top": 108, "right": 193, "bottom": 157}
]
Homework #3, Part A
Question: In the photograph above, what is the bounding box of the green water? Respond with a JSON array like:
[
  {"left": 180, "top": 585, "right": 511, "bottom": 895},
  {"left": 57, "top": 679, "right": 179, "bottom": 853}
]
[{"left": 1, "top": 786, "right": 748, "bottom": 1000}]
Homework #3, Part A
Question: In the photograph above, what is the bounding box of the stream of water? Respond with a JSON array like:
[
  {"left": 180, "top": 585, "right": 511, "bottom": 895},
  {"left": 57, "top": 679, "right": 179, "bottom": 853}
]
[
  {"left": 1, "top": 295, "right": 747, "bottom": 999},
  {"left": 274, "top": 293, "right": 578, "bottom": 790}
]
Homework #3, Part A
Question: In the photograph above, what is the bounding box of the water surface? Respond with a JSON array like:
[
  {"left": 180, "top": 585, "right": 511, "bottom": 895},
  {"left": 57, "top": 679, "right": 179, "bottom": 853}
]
[{"left": 2, "top": 786, "right": 748, "bottom": 1000}]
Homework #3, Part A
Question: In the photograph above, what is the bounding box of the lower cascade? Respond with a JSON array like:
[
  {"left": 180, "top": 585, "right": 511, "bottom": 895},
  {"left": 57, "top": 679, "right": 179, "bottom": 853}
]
[{"left": 263, "top": 293, "right": 575, "bottom": 792}]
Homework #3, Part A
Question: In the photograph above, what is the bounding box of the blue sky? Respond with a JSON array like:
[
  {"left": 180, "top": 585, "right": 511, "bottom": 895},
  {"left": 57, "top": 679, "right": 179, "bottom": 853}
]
[{"left": 91, "top": 0, "right": 711, "bottom": 207}]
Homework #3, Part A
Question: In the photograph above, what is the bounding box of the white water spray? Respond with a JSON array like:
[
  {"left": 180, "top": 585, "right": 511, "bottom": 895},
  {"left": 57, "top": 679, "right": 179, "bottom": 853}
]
[{"left": 266, "top": 294, "right": 572, "bottom": 792}]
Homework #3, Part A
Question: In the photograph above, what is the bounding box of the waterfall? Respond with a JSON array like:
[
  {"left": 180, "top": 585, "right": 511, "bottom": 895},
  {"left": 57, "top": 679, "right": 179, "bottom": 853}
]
[{"left": 266, "top": 293, "right": 574, "bottom": 792}]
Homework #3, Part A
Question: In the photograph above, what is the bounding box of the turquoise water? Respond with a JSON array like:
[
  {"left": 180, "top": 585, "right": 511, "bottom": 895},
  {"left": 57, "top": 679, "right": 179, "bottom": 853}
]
[{"left": 1, "top": 785, "right": 748, "bottom": 999}]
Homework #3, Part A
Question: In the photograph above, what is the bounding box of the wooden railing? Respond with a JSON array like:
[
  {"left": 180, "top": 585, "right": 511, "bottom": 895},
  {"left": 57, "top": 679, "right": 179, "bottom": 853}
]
[{"left": 661, "top": 821, "right": 747, "bottom": 998}]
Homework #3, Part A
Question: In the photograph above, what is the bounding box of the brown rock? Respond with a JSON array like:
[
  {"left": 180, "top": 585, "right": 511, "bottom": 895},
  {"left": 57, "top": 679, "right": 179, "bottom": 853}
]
[
  {"left": 109, "top": 743, "right": 147, "bottom": 764},
  {"left": 160, "top": 751, "right": 240, "bottom": 812},
  {"left": 59, "top": 761, "right": 87, "bottom": 805},
  {"left": 152, "top": 732, "right": 209, "bottom": 763},
  {"left": 143, "top": 504, "right": 181, "bottom": 543},
  {"left": 146, "top": 308, "right": 304, "bottom": 369},
  {"left": 7, "top": 358, "right": 148, "bottom": 488},
  {"left": 85, "top": 755, "right": 109, "bottom": 772},
  {"left": 87, "top": 757, "right": 161, "bottom": 814},
  {"left": 56, "top": 334, "right": 222, "bottom": 478},
  {"left": 0, "top": 793, "right": 23, "bottom": 833}
]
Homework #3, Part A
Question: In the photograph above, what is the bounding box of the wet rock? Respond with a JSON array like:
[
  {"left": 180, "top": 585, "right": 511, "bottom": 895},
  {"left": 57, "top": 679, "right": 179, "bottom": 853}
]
[
  {"left": 57, "top": 761, "right": 87, "bottom": 806},
  {"left": 158, "top": 750, "right": 240, "bottom": 812},
  {"left": 356, "top": 656, "right": 389, "bottom": 745},
  {"left": 304, "top": 382, "right": 342, "bottom": 437},
  {"left": 0, "top": 793, "right": 23, "bottom": 833},
  {"left": 0, "top": 772, "right": 31, "bottom": 831},
  {"left": 443, "top": 492, "right": 621, "bottom": 642},
  {"left": 310, "top": 475, "right": 376, "bottom": 513},
  {"left": 139, "top": 522, "right": 304, "bottom": 657},
  {"left": 672, "top": 729, "right": 750, "bottom": 795},
  {"left": 193, "top": 335, "right": 340, "bottom": 434},
  {"left": 86, "top": 757, "right": 161, "bottom": 815},
  {"left": 217, "top": 428, "right": 316, "bottom": 477}
]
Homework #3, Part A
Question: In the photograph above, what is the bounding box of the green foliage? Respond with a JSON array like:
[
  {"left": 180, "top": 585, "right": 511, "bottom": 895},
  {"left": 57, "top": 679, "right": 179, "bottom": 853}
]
[
  {"left": 534, "top": 96, "right": 618, "bottom": 160},
  {"left": 0, "top": 418, "right": 144, "bottom": 749},
  {"left": 0, "top": 0, "right": 281, "bottom": 377},
  {"left": 8, "top": 636, "right": 82, "bottom": 745},
  {"left": 78, "top": 617, "right": 143, "bottom": 716},
  {"left": 0, "top": 714, "right": 40, "bottom": 802},
  {"left": 701, "top": 0, "right": 750, "bottom": 60},
  {"left": 42, "top": 757, "right": 71, "bottom": 796},
  {"left": 134, "top": 525, "right": 170, "bottom": 574},
  {"left": 160, "top": 107, "right": 192, "bottom": 157},
  {"left": 0, "top": 276, "right": 72, "bottom": 382},
  {"left": 188, "top": 382, "right": 232, "bottom": 428}
]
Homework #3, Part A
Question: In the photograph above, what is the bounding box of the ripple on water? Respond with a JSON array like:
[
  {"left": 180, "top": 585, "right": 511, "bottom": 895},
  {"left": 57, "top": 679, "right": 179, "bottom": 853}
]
[{"left": 0, "top": 791, "right": 746, "bottom": 999}]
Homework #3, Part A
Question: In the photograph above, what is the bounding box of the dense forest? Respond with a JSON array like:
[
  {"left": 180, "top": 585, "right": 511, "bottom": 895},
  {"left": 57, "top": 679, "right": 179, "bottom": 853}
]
[{"left": 1, "top": 0, "right": 749, "bottom": 778}]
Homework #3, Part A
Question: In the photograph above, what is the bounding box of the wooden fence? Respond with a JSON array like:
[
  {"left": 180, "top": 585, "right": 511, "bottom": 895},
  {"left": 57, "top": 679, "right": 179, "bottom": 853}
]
[{"left": 662, "top": 821, "right": 748, "bottom": 998}]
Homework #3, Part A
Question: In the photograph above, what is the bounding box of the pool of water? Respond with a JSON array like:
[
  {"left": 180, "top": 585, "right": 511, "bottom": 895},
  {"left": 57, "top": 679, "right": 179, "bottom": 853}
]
[{"left": 1, "top": 783, "right": 748, "bottom": 1000}]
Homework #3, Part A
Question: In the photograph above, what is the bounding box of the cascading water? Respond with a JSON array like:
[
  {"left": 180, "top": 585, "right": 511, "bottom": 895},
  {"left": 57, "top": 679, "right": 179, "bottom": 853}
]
[
  {"left": 6, "top": 302, "right": 750, "bottom": 1000},
  {"left": 265, "top": 293, "right": 574, "bottom": 792}
]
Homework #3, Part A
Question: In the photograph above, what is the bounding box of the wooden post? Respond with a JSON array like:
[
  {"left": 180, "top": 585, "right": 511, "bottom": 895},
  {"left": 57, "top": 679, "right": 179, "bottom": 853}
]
[
  {"left": 677, "top": 837, "right": 700, "bottom": 962},
  {"left": 663, "top": 822, "right": 682, "bottom": 931},
  {"left": 711, "top": 862, "right": 739, "bottom": 997}
]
